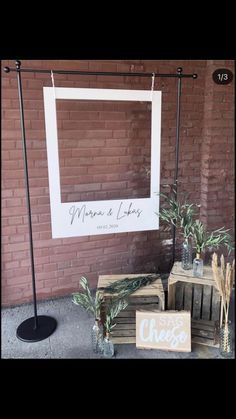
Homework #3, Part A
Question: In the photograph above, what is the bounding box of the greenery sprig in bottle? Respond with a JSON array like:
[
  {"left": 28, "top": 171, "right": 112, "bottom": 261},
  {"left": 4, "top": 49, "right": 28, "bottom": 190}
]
[
  {"left": 103, "top": 299, "right": 128, "bottom": 358},
  {"left": 104, "top": 299, "right": 128, "bottom": 336},
  {"left": 157, "top": 187, "right": 199, "bottom": 269},
  {"left": 191, "top": 220, "right": 234, "bottom": 278},
  {"left": 72, "top": 277, "right": 104, "bottom": 353}
]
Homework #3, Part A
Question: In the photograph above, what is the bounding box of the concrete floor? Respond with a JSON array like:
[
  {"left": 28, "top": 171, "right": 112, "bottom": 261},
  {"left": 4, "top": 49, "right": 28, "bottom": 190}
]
[{"left": 1, "top": 294, "right": 235, "bottom": 359}]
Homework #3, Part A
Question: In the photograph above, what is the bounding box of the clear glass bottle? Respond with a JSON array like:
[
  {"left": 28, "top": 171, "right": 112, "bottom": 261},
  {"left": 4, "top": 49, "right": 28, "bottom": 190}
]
[
  {"left": 181, "top": 238, "right": 192, "bottom": 270},
  {"left": 103, "top": 332, "right": 114, "bottom": 358},
  {"left": 91, "top": 319, "right": 104, "bottom": 354},
  {"left": 219, "top": 321, "right": 233, "bottom": 358},
  {"left": 193, "top": 253, "right": 203, "bottom": 277}
]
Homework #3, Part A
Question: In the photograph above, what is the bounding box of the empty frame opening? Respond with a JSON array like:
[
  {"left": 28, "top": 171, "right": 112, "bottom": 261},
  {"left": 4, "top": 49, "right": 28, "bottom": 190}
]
[{"left": 56, "top": 99, "right": 151, "bottom": 203}]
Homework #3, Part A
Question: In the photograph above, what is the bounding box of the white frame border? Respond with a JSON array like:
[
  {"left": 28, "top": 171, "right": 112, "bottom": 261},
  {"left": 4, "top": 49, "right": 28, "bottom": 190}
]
[{"left": 43, "top": 87, "right": 162, "bottom": 238}]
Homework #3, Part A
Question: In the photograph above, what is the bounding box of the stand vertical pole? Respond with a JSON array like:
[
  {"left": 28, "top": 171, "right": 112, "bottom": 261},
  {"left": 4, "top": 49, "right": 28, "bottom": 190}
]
[
  {"left": 16, "top": 60, "right": 38, "bottom": 329},
  {"left": 172, "top": 67, "right": 182, "bottom": 265},
  {"left": 14, "top": 60, "right": 57, "bottom": 342}
]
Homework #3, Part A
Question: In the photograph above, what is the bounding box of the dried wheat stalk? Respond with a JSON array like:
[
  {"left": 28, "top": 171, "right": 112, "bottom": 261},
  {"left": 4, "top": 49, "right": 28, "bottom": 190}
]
[{"left": 212, "top": 253, "right": 235, "bottom": 326}]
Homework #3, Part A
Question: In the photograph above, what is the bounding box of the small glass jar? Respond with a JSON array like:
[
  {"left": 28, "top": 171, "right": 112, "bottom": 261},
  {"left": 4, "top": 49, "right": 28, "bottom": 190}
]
[
  {"left": 181, "top": 238, "right": 192, "bottom": 270},
  {"left": 103, "top": 332, "right": 114, "bottom": 358},
  {"left": 219, "top": 321, "right": 233, "bottom": 358},
  {"left": 91, "top": 319, "right": 104, "bottom": 354},
  {"left": 193, "top": 253, "right": 203, "bottom": 277}
]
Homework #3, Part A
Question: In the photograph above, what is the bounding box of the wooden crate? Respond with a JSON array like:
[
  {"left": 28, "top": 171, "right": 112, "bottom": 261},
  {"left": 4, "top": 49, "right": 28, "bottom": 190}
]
[
  {"left": 97, "top": 274, "right": 165, "bottom": 344},
  {"left": 168, "top": 262, "right": 221, "bottom": 347}
]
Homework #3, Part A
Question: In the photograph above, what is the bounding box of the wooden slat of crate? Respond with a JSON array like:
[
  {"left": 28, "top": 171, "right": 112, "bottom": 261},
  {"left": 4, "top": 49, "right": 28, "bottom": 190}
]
[
  {"left": 211, "top": 287, "right": 221, "bottom": 321},
  {"left": 98, "top": 274, "right": 165, "bottom": 344},
  {"left": 183, "top": 283, "right": 193, "bottom": 311},
  {"left": 175, "top": 283, "right": 184, "bottom": 310},
  {"left": 201, "top": 285, "right": 212, "bottom": 320},
  {"left": 192, "top": 284, "right": 202, "bottom": 320}
]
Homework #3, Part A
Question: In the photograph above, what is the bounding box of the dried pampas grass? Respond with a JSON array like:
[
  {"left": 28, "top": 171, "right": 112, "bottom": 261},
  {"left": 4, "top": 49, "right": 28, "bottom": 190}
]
[{"left": 212, "top": 253, "right": 235, "bottom": 326}]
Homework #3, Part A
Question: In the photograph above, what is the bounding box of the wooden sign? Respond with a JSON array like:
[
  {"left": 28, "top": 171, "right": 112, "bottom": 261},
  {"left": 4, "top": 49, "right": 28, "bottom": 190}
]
[
  {"left": 43, "top": 87, "right": 162, "bottom": 238},
  {"left": 136, "top": 311, "right": 191, "bottom": 352}
]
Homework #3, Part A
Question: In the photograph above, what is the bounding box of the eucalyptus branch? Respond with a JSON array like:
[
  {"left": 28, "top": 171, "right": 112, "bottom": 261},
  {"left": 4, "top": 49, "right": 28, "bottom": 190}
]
[
  {"left": 157, "top": 188, "right": 199, "bottom": 239},
  {"left": 104, "top": 299, "right": 128, "bottom": 334},
  {"left": 98, "top": 274, "right": 160, "bottom": 298},
  {"left": 72, "top": 277, "right": 104, "bottom": 320},
  {"left": 192, "top": 221, "right": 234, "bottom": 255}
]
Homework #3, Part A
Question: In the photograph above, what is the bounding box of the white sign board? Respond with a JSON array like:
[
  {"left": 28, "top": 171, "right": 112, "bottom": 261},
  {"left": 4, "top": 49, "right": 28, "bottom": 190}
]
[
  {"left": 136, "top": 311, "right": 191, "bottom": 352},
  {"left": 43, "top": 87, "right": 162, "bottom": 238}
]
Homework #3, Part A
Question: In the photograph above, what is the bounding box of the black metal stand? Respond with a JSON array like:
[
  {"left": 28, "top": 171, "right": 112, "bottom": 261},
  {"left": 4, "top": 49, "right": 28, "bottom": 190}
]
[
  {"left": 4, "top": 61, "right": 197, "bottom": 313},
  {"left": 12, "top": 60, "right": 57, "bottom": 342},
  {"left": 171, "top": 67, "right": 183, "bottom": 266}
]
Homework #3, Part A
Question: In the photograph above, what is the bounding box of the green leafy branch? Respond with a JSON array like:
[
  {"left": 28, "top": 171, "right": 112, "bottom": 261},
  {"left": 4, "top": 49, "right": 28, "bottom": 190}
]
[
  {"left": 157, "top": 188, "right": 199, "bottom": 239},
  {"left": 104, "top": 299, "right": 128, "bottom": 334},
  {"left": 98, "top": 274, "right": 160, "bottom": 299},
  {"left": 191, "top": 220, "right": 234, "bottom": 255},
  {"left": 72, "top": 276, "right": 104, "bottom": 320}
]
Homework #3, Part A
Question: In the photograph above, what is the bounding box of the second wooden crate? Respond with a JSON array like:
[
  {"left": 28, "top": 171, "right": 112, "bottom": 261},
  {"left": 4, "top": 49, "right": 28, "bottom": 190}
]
[
  {"left": 168, "top": 262, "right": 221, "bottom": 347},
  {"left": 97, "top": 274, "right": 165, "bottom": 344}
]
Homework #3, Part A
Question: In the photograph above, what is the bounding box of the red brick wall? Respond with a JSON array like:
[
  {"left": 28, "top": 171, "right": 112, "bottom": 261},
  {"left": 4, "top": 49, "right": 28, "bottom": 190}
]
[
  {"left": 200, "top": 61, "right": 235, "bottom": 231},
  {"left": 1, "top": 60, "right": 234, "bottom": 306}
]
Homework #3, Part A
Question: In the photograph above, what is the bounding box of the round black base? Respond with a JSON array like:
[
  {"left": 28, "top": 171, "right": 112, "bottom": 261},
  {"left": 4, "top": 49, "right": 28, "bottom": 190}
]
[{"left": 16, "top": 315, "right": 57, "bottom": 342}]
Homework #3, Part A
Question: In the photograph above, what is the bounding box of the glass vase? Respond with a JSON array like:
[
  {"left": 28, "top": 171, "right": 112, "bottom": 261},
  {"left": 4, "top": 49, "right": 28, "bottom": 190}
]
[
  {"left": 181, "top": 238, "right": 192, "bottom": 270},
  {"left": 103, "top": 332, "right": 114, "bottom": 358},
  {"left": 193, "top": 253, "right": 203, "bottom": 277},
  {"left": 91, "top": 319, "right": 104, "bottom": 354},
  {"left": 219, "top": 321, "right": 233, "bottom": 358}
]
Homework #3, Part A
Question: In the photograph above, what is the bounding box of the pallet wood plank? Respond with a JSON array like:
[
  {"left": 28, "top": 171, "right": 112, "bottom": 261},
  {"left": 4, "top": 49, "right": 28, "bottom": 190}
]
[
  {"left": 191, "top": 336, "right": 219, "bottom": 347},
  {"left": 183, "top": 283, "right": 193, "bottom": 312},
  {"left": 192, "top": 328, "right": 215, "bottom": 339},
  {"left": 192, "top": 319, "right": 213, "bottom": 329},
  {"left": 104, "top": 297, "right": 159, "bottom": 306},
  {"left": 175, "top": 283, "right": 184, "bottom": 310},
  {"left": 168, "top": 279, "right": 176, "bottom": 309},
  {"left": 113, "top": 323, "right": 135, "bottom": 330},
  {"left": 211, "top": 287, "right": 221, "bottom": 321},
  {"left": 113, "top": 311, "right": 136, "bottom": 318},
  {"left": 169, "top": 274, "right": 215, "bottom": 287},
  {"left": 112, "top": 336, "right": 135, "bottom": 344},
  {"left": 192, "top": 284, "right": 203, "bottom": 320},
  {"left": 114, "top": 318, "right": 135, "bottom": 324},
  {"left": 113, "top": 304, "right": 161, "bottom": 312},
  {"left": 201, "top": 285, "right": 212, "bottom": 320},
  {"left": 111, "top": 330, "right": 136, "bottom": 337},
  {"left": 192, "top": 321, "right": 216, "bottom": 331}
]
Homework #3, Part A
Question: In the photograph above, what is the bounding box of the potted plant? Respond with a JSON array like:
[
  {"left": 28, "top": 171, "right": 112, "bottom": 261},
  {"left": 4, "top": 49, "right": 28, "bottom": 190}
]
[
  {"left": 191, "top": 220, "right": 234, "bottom": 277},
  {"left": 72, "top": 277, "right": 104, "bottom": 354}
]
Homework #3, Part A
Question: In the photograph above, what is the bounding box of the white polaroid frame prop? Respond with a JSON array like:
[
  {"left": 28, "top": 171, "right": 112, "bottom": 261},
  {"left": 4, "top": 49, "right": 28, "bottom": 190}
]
[{"left": 43, "top": 87, "right": 162, "bottom": 238}]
